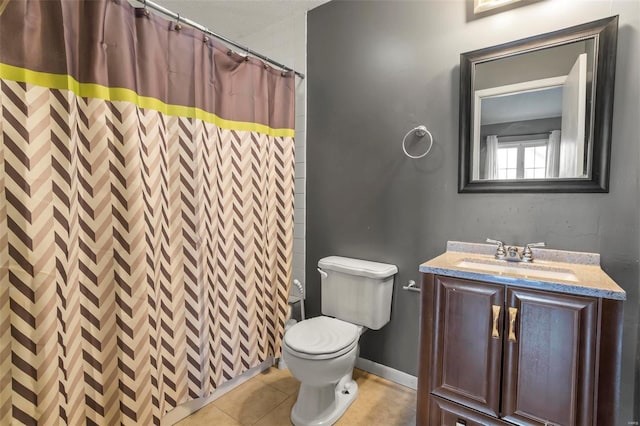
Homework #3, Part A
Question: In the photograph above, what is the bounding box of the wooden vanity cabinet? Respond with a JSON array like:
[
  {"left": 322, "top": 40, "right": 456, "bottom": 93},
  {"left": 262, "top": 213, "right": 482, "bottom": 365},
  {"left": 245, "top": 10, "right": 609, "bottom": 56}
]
[
  {"left": 417, "top": 274, "right": 623, "bottom": 426},
  {"left": 429, "top": 278, "right": 504, "bottom": 418},
  {"left": 430, "top": 396, "right": 511, "bottom": 425},
  {"left": 501, "top": 288, "right": 597, "bottom": 425}
]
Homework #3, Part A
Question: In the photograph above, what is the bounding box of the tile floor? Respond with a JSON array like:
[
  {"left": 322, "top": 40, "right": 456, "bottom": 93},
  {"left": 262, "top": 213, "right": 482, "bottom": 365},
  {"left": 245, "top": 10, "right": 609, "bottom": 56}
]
[{"left": 175, "top": 367, "right": 417, "bottom": 426}]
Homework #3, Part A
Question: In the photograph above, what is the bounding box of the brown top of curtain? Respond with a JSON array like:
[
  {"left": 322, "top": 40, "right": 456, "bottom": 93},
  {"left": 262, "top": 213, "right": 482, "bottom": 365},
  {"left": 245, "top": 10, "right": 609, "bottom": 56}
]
[{"left": 0, "top": 0, "right": 295, "bottom": 133}]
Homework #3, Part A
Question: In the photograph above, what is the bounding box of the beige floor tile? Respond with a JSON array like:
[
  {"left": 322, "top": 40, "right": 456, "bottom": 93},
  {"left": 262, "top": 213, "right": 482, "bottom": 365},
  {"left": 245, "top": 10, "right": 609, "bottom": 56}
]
[
  {"left": 174, "top": 404, "right": 241, "bottom": 426},
  {"left": 255, "top": 367, "right": 300, "bottom": 396},
  {"left": 336, "top": 370, "right": 416, "bottom": 426},
  {"left": 352, "top": 368, "right": 368, "bottom": 380},
  {"left": 179, "top": 368, "right": 416, "bottom": 426},
  {"left": 335, "top": 397, "right": 416, "bottom": 425},
  {"left": 254, "top": 395, "right": 296, "bottom": 426},
  {"left": 213, "top": 377, "right": 289, "bottom": 425}
]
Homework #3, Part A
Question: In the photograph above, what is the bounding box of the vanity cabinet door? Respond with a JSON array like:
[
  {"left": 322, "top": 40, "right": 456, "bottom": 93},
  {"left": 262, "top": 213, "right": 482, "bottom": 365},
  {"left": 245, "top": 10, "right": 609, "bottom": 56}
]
[
  {"left": 430, "top": 395, "right": 511, "bottom": 426},
  {"left": 501, "top": 288, "right": 598, "bottom": 426},
  {"left": 431, "top": 276, "right": 504, "bottom": 418}
]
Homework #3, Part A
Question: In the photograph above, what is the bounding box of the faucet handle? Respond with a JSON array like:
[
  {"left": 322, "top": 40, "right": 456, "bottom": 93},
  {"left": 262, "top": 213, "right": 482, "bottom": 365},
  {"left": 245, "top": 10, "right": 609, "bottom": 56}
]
[
  {"left": 522, "top": 242, "right": 546, "bottom": 262},
  {"left": 486, "top": 238, "right": 506, "bottom": 259},
  {"left": 524, "top": 242, "right": 546, "bottom": 249}
]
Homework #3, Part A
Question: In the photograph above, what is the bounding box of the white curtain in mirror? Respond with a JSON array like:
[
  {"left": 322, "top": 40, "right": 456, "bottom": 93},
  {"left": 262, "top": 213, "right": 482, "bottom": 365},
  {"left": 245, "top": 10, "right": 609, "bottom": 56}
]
[
  {"left": 485, "top": 135, "right": 499, "bottom": 180},
  {"left": 545, "top": 130, "right": 561, "bottom": 178}
]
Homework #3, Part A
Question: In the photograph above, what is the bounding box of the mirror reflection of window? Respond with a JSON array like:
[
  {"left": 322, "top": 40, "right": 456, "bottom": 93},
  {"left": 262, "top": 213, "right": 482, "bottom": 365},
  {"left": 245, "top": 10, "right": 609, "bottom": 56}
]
[
  {"left": 492, "top": 137, "right": 550, "bottom": 180},
  {"left": 524, "top": 144, "right": 547, "bottom": 178},
  {"left": 460, "top": 16, "right": 618, "bottom": 192},
  {"left": 472, "top": 41, "right": 592, "bottom": 182},
  {"left": 497, "top": 146, "right": 518, "bottom": 179}
]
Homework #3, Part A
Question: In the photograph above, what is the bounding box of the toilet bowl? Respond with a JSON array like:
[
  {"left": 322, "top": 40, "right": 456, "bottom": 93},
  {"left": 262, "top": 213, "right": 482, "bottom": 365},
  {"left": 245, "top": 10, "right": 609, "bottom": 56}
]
[
  {"left": 282, "top": 316, "right": 363, "bottom": 426},
  {"left": 282, "top": 256, "right": 397, "bottom": 426},
  {"left": 282, "top": 316, "right": 364, "bottom": 426}
]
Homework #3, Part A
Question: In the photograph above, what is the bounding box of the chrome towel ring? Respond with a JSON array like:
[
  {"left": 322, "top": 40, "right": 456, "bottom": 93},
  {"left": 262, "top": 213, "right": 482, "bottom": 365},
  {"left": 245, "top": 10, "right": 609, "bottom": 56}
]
[{"left": 402, "top": 125, "right": 433, "bottom": 159}]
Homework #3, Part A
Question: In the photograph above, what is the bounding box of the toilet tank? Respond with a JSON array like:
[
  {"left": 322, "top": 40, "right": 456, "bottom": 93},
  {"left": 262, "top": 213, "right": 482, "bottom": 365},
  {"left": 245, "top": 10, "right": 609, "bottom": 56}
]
[{"left": 318, "top": 256, "right": 398, "bottom": 330}]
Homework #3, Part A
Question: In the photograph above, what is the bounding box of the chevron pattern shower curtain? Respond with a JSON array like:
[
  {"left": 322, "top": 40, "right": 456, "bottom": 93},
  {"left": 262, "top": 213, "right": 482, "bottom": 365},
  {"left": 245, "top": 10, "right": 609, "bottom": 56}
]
[{"left": 0, "top": 1, "right": 295, "bottom": 424}]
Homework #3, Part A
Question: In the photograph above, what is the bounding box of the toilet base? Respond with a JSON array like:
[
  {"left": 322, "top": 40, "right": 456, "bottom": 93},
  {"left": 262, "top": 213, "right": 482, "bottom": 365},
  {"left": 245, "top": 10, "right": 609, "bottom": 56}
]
[{"left": 291, "top": 374, "right": 358, "bottom": 426}]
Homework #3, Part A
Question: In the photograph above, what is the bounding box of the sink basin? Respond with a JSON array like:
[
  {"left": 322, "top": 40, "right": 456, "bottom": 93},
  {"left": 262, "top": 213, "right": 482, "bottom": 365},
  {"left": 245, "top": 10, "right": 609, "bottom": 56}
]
[{"left": 455, "top": 258, "right": 579, "bottom": 282}]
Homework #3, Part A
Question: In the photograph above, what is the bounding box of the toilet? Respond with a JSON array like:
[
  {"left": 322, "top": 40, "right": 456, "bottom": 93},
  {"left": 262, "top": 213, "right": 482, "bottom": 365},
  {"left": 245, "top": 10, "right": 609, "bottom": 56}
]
[{"left": 282, "top": 256, "right": 398, "bottom": 426}]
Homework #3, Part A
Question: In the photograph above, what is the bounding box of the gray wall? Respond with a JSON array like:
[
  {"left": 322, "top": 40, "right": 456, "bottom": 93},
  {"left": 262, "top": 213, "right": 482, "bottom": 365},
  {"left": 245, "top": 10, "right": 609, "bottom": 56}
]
[{"left": 307, "top": 0, "right": 639, "bottom": 422}]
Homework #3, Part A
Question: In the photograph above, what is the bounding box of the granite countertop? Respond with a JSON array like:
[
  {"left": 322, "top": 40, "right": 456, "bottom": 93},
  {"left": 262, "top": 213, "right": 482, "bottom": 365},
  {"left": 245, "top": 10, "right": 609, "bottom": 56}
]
[{"left": 419, "top": 241, "right": 626, "bottom": 300}]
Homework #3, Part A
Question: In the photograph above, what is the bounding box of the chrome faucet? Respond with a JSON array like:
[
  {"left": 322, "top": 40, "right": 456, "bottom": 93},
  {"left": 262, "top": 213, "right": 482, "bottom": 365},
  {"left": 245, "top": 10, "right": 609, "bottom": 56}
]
[
  {"left": 486, "top": 239, "right": 546, "bottom": 262},
  {"left": 486, "top": 238, "right": 506, "bottom": 259},
  {"left": 521, "top": 242, "right": 546, "bottom": 262}
]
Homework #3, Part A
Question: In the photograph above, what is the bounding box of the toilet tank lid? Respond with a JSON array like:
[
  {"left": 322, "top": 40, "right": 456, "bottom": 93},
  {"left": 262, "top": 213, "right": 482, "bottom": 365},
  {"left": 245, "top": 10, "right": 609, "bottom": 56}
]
[{"left": 318, "top": 256, "right": 398, "bottom": 279}]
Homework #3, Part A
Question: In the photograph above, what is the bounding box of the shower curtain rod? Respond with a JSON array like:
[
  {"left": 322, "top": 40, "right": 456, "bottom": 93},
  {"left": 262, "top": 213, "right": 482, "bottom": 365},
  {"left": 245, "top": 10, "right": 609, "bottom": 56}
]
[{"left": 139, "top": 0, "right": 305, "bottom": 79}]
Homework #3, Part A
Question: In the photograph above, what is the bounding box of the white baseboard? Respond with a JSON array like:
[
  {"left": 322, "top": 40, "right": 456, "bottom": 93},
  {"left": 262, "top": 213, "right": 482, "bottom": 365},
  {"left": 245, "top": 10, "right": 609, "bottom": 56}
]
[
  {"left": 161, "top": 357, "right": 274, "bottom": 425},
  {"left": 355, "top": 357, "right": 417, "bottom": 390}
]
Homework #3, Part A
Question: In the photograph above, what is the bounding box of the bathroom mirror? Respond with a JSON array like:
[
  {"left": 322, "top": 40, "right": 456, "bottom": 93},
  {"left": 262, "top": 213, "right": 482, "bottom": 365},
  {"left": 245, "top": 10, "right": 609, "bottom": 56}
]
[{"left": 458, "top": 16, "right": 618, "bottom": 193}]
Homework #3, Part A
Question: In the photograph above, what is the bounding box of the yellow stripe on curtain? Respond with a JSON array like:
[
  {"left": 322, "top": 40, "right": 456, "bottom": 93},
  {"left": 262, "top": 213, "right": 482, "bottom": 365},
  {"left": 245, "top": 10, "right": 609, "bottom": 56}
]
[{"left": 0, "top": 63, "right": 295, "bottom": 138}]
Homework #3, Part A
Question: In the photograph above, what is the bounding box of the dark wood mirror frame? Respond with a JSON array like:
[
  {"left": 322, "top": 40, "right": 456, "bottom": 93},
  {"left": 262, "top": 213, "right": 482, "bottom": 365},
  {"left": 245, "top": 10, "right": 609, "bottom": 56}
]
[{"left": 458, "top": 16, "right": 618, "bottom": 193}]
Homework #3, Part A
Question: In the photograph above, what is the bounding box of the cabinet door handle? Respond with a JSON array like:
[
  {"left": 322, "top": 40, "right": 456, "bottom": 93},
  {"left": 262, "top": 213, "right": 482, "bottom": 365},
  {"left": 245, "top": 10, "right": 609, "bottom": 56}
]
[
  {"left": 508, "top": 307, "right": 518, "bottom": 342},
  {"left": 491, "top": 305, "right": 501, "bottom": 339}
]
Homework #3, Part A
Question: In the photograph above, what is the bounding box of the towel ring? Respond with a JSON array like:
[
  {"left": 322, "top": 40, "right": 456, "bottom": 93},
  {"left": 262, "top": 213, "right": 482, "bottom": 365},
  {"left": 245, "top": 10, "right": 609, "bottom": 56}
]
[{"left": 402, "top": 125, "right": 433, "bottom": 159}]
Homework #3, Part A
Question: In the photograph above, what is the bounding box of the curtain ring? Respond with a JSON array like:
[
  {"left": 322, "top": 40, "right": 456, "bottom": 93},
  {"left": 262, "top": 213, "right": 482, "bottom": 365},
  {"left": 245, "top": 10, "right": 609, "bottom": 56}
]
[
  {"left": 175, "top": 13, "right": 182, "bottom": 31},
  {"left": 143, "top": 0, "right": 150, "bottom": 17}
]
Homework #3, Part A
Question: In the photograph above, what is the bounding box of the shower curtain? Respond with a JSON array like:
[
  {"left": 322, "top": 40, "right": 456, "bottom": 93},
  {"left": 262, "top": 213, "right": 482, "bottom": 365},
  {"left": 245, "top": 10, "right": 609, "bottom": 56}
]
[{"left": 0, "top": 1, "right": 295, "bottom": 424}]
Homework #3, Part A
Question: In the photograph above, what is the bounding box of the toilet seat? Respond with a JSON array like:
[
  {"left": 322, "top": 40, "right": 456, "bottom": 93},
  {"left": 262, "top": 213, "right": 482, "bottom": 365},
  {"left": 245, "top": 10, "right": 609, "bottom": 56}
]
[{"left": 283, "top": 316, "right": 359, "bottom": 360}]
